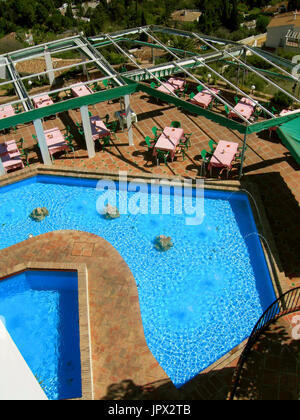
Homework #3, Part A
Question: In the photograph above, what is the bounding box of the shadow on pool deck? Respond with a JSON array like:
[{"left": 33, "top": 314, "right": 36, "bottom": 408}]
[
  {"left": 245, "top": 172, "right": 300, "bottom": 281},
  {"left": 233, "top": 311, "right": 300, "bottom": 400},
  {"left": 101, "top": 367, "right": 235, "bottom": 400}
]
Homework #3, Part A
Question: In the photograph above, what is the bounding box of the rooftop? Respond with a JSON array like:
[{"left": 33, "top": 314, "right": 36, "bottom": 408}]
[{"left": 171, "top": 9, "right": 202, "bottom": 22}]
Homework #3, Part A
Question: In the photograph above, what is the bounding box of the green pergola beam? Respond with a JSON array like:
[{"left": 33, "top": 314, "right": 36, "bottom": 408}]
[
  {"left": 123, "top": 77, "right": 248, "bottom": 134},
  {"left": 8, "top": 37, "right": 80, "bottom": 61},
  {"left": 0, "top": 83, "right": 139, "bottom": 131},
  {"left": 246, "top": 113, "right": 300, "bottom": 134}
]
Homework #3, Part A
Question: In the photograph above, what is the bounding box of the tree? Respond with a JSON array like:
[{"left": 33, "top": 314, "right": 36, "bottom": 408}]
[
  {"left": 228, "top": 0, "right": 239, "bottom": 32},
  {"left": 65, "top": 2, "right": 74, "bottom": 20},
  {"left": 287, "top": 0, "right": 300, "bottom": 11},
  {"left": 256, "top": 15, "right": 270, "bottom": 33}
]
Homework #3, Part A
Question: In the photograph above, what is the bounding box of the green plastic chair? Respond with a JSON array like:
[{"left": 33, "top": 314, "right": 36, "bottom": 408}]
[
  {"left": 103, "top": 79, "right": 109, "bottom": 88},
  {"left": 99, "top": 135, "right": 111, "bottom": 150},
  {"left": 234, "top": 96, "right": 239, "bottom": 105},
  {"left": 170, "top": 121, "right": 181, "bottom": 128},
  {"left": 103, "top": 114, "right": 110, "bottom": 124},
  {"left": 197, "top": 85, "right": 204, "bottom": 92},
  {"left": 189, "top": 92, "right": 195, "bottom": 100},
  {"left": 150, "top": 82, "right": 157, "bottom": 89},
  {"left": 64, "top": 132, "right": 74, "bottom": 143},
  {"left": 17, "top": 137, "right": 25, "bottom": 152},
  {"left": 65, "top": 139, "right": 75, "bottom": 155},
  {"left": 90, "top": 82, "right": 98, "bottom": 92},
  {"left": 208, "top": 139, "right": 217, "bottom": 154},
  {"left": 76, "top": 121, "right": 84, "bottom": 136},
  {"left": 176, "top": 144, "right": 186, "bottom": 161},
  {"left": 107, "top": 120, "right": 118, "bottom": 133},
  {"left": 254, "top": 107, "right": 262, "bottom": 120},
  {"left": 178, "top": 83, "right": 189, "bottom": 99},
  {"left": 200, "top": 149, "right": 210, "bottom": 176},
  {"left": 224, "top": 105, "right": 231, "bottom": 116},
  {"left": 144, "top": 136, "right": 155, "bottom": 151},
  {"left": 14, "top": 104, "right": 22, "bottom": 113},
  {"left": 20, "top": 148, "right": 30, "bottom": 167},
  {"left": 184, "top": 133, "right": 192, "bottom": 148},
  {"left": 50, "top": 92, "right": 60, "bottom": 102},
  {"left": 156, "top": 149, "right": 169, "bottom": 166},
  {"left": 151, "top": 126, "right": 162, "bottom": 139}
]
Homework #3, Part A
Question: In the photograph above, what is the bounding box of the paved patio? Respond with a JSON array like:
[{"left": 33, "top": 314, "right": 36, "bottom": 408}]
[
  {"left": 232, "top": 311, "right": 300, "bottom": 400},
  {"left": 0, "top": 89, "right": 300, "bottom": 399}
]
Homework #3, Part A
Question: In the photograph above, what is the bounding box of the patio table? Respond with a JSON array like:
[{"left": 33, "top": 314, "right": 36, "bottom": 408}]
[
  {"left": 229, "top": 97, "right": 255, "bottom": 120},
  {"left": 153, "top": 126, "right": 184, "bottom": 161},
  {"left": 71, "top": 83, "right": 93, "bottom": 97},
  {"left": 167, "top": 77, "right": 186, "bottom": 91},
  {"left": 44, "top": 127, "right": 68, "bottom": 158},
  {"left": 156, "top": 82, "right": 176, "bottom": 94},
  {"left": 0, "top": 105, "right": 15, "bottom": 119},
  {"left": 114, "top": 109, "right": 137, "bottom": 130},
  {"left": 280, "top": 109, "right": 300, "bottom": 117},
  {"left": 0, "top": 140, "right": 21, "bottom": 159},
  {"left": 208, "top": 140, "right": 239, "bottom": 171},
  {"left": 191, "top": 88, "right": 220, "bottom": 109},
  {"left": 33, "top": 95, "right": 54, "bottom": 109},
  {"left": 1, "top": 153, "right": 24, "bottom": 172},
  {"left": 90, "top": 116, "right": 110, "bottom": 141}
]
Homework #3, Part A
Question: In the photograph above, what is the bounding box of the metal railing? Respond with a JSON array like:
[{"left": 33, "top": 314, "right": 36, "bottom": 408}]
[{"left": 229, "top": 287, "right": 300, "bottom": 400}]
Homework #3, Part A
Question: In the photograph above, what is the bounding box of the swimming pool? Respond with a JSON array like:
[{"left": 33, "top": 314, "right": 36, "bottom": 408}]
[
  {"left": 0, "top": 175, "right": 276, "bottom": 388},
  {"left": 0, "top": 270, "right": 82, "bottom": 400}
]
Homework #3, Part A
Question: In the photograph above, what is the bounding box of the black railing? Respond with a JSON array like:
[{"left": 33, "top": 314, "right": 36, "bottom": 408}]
[{"left": 229, "top": 287, "right": 300, "bottom": 400}]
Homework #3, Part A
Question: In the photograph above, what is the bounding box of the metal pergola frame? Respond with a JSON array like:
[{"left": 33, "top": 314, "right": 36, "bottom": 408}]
[{"left": 0, "top": 26, "right": 299, "bottom": 177}]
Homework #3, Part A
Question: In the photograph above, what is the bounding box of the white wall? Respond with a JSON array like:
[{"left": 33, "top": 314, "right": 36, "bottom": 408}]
[
  {"left": 0, "top": 320, "right": 48, "bottom": 400},
  {"left": 266, "top": 25, "right": 300, "bottom": 48}
]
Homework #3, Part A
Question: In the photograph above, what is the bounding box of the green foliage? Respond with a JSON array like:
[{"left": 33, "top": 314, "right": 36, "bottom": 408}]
[
  {"left": 256, "top": 14, "right": 271, "bottom": 32},
  {"left": 271, "top": 91, "right": 293, "bottom": 109},
  {"left": 0, "top": 0, "right": 285, "bottom": 43},
  {"left": 288, "top": 0, "right": 300, "bottom": 11}
]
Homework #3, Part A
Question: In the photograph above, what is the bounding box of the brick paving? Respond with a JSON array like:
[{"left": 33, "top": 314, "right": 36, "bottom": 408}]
[
  {"left": 1, "top": 89, "right": 300, "bottom": 399},
  {"left": 233, "top": 311, "right": 300, "bottom": 400}
]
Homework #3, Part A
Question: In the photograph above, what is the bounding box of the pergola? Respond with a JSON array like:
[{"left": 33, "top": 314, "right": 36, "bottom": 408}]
[{"left": 0, "top": 25, "right": 299, "bottom": 177}]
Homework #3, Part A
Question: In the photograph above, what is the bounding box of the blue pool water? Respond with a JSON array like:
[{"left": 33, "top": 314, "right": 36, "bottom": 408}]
[
  {"left": 0, "top": 270, "right": 82, "bottom": 400},
  {"left": 0, "top": 175, "right": 276, "bottom": 388}
]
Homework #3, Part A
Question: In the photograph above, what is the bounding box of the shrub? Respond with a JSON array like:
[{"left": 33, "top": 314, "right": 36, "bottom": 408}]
[{"left": 271, "top": 91, "right": 293, "bottom": 109}]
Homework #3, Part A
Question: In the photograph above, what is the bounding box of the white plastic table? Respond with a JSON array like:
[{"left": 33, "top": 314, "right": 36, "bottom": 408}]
[{"left": 114, "top": 110, "right": 137, "bottom": 130}]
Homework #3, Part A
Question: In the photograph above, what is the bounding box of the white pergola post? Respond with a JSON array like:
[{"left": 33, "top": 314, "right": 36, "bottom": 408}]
[
  {"left": 124, "top": 94, "right": 133, "bottom": 146},
  {"left": 44, "top": 47, "right": 55, "bottom": 85},
  {"left": 80, "top": 105, "right": 95, "bottom": 158},
  {"left": 0, "top": 158, "right": 5, "bottom": 175},
  {"left": 33, "top": 119, "right": 52, "bottom": 165}
]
